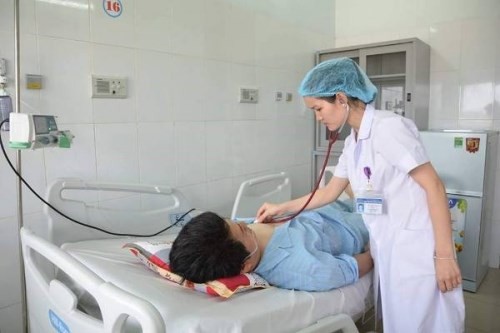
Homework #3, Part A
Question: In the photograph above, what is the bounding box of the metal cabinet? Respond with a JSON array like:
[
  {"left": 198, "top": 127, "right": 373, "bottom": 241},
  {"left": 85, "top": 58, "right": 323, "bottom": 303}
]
[{"left": 312, "top": 38, "right": 430, "bottom": 186}]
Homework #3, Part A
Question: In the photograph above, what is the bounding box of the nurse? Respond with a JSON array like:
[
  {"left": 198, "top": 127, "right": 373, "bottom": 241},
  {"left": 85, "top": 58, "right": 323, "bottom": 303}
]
[{"left": 256, "top": 57, "right": 465, "bottom": 333}]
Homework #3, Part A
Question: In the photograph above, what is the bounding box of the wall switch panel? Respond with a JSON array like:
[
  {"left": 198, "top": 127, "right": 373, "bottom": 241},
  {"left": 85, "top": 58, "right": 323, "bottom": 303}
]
[
  {"left": 92, "top": 76, "right": 127, "bottom": 98},
  {"left": 239, "top": 88, "right": 258, "bottom": 103}
]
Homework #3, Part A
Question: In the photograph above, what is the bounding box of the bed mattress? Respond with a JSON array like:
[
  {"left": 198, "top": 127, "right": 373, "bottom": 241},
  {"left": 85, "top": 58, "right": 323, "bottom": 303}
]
[{"left": 62, "top": 236, "right": 373, "bottom": 333}]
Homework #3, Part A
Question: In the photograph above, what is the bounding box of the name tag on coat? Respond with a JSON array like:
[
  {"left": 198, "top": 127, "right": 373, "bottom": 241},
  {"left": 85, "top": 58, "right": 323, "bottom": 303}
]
[{"left": 355, "top": 191, "right": 384, "bottom": 215}]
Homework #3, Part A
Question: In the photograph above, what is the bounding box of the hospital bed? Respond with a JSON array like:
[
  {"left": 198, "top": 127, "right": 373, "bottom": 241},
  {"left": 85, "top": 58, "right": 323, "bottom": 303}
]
[{"left": 21, "top": 174, "right": 373, "bottom": 333}]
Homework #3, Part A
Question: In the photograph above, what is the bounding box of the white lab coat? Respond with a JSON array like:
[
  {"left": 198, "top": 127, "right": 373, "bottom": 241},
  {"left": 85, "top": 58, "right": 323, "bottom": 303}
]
[{"left": 335, "top": 105, "right": 465, "bottom": 333}]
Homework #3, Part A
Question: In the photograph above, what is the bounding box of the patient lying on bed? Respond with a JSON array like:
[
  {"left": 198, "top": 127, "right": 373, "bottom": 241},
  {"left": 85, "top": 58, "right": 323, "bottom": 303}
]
[{"left": 169, "top": 201, "right": 372, "bottom": 291}]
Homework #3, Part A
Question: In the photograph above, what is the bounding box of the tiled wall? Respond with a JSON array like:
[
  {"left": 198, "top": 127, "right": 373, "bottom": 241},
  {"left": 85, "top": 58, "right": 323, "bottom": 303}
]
[
  {"left": 335, "top": 0, "right": 500, "bottom": 268},
  {"left": 0, "top": 0, "right": 335, "bottom": 331}
]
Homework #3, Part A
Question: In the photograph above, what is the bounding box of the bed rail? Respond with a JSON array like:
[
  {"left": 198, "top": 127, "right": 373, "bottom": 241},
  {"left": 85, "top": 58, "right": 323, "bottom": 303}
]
[
  {"left": 21, "top": 227, "right": 165, "bottom": 332},
  {"left": 44, "top": 178, "right": 193, "bottom": 246},
  {"left": 231, "top": 172, "right": 291, "bottom": 220}
]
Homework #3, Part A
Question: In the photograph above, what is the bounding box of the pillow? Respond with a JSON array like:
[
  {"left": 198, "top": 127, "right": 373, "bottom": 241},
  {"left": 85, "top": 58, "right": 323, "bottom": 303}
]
[{"left": 123, "top": 240, "right": 270, "bottom": 298}]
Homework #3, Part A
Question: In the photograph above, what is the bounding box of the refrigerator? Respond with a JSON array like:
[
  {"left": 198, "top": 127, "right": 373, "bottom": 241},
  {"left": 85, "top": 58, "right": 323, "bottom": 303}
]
[{"left": 419, "top": 130, "right": 498, "bottom": 292}]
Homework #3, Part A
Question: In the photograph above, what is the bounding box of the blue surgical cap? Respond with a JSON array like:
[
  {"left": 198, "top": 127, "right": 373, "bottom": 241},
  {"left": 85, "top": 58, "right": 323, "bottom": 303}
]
[{"left": 298, "top": 57, "right": 377, "bottom": 104}]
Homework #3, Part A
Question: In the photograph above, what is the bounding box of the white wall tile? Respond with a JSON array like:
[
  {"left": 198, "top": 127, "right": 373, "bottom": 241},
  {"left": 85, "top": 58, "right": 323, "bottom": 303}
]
[
  {"left": 44, "top": 124, "right": 97, "bottom": 182},
  {"left": 429, "top": 21, "right": 462, "bottom": 72},
  {"left": 175, "top": 122, "right": 206, "bottom": 186},
  {"left": 229, "top": 64, "right": 257, "bottom": 120},
  {"left": 23, "top": 211, "right": 50, "bottom": 244},
  {"left": 170, "top": 0, "right": 205, "bottom": 57},
  {"left": 203, "top": 60, "right": 232, "bottom": 121},
  {"left": 288, "top": 163, "right": 312, "bottom": 198},
  {"left": 227, "top": 4, "right": 256, "bottom": 65},
  {"left": 206, "top": 178, "right": 234, "bottom": 216},
  {"left": 457, "top": 119, "right": 494, "bottom": 130},
  {"left": 20, "top": 33, "right": 41, "bottom": 114},
  {"left": 36, "top": 0, "right": 90, "bottom": 40},
  {"left": 460, "top": 18, "right": 496, "bottom": 71},
  {"left": 20, "top": 0, "right": 36, "bottom": 34},
  {"left": 95, "top": 123, "right": 139, "bottom": 182},
  {"left": 495, "top": 72, "right": 500, "bottom": 121},
  {"left": 91, "top": 44, "right": 136, "bottom": 123},
  {"left": 230, "top": 121, "right": 258, "bottom": 176},
  {"left": 206, "top": 121, "right": 233, "bottom": 181},
  {"left": 428, "top": 118, "right": 458, "bottom": 130},
  {"left": 489, "top": 219, "right": 500, "bottom": 268},
  {"left": 170, "top": 56, "right": 205, "bottom": 121},
  {"left": 429, "top": 71, "right": 460, "bottom": 121},
  {"left": 0, "top": 216, "right": 22, "bottom": 309},
  {"left": 272, "top": 119, "right": 296, "bottom": 169},
  {"left": 459, "top": 69, "right": 495, "bottom": 120},
  {"left": 426, "top": 0, "right": 476, "bottom": 24},
  {"left": 0, "top": 0, "right": 14, "bottom": 32},
  {"left": 20, "top": 149, "right": 47, "bottom": 214},
  {"left": 38, "top": 37, "right": 92, "bottom": 123},
  {"left": 178, "top": 182, "right": 206, "bottom": 211},
  {"left": 137, "top": 122, "right": 176, "bottom": 186},
  {"left": 255, "top": 67, "right": 279, "bottom": 120},
  {"left": 136, "top": 50, "right": 174, "bottom": 122},
  {"left": 294, "top": 117, "right": 314, "bottom": 165},
  {"left": 135, "top": 0, "right": 172, "bottom": 53},
  {"left": 255, "top": 14, "right": 285, "bottom": 69},
  {"left": 0, "top": 30, "right": 15, "bottom": 100},
  {"left": 496, "top": 18, "right": 500, "bottom": 71},
  {"left": 203, "top": 0, "right": 231, "bottom": 62},
  {"left": 0, "top": 302, "right": 22, "bottom": 333},
  {"left": 90, "top": 0, "right": 135, "bottom": 47},
  {"left": 0, "top": 132, "right": 18, "bottom": 219}
]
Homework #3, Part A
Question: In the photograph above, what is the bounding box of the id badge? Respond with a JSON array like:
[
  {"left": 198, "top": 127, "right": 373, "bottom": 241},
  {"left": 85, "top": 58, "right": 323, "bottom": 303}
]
[{"left": 355, "top": 190, "right": 384, "bottom": 215}]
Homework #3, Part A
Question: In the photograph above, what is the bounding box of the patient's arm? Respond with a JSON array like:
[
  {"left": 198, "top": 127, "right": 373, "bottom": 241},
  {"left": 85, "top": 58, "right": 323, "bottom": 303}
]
[{"left": 354, "top": 250, "right": 373, "bottom": 278}]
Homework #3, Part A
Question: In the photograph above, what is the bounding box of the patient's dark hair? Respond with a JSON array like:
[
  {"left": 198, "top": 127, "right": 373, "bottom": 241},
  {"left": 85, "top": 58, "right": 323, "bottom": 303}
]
[{"left": 169, "top": 212, "right": 249, "bottom": 283}]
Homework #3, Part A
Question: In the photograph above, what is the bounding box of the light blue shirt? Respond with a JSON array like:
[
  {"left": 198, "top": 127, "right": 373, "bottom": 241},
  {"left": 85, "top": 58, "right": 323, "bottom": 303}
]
[{"left": 254, "top": 201, "right": 368, "bottom": 291}]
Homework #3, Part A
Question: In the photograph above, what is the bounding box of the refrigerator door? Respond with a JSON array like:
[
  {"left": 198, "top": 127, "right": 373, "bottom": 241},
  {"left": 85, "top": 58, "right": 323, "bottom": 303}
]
[
  {"left": 419, "top": 131, "right": 487, "bottom": 196},
  {"left": 448, "top": 195, "right": 485, "bottom": 291}
]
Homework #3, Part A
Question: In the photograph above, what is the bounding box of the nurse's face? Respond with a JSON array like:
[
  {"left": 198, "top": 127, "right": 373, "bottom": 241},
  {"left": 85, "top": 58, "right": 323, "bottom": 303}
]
[{"left": 304, "top": 96, "right": 347, "bottom": 132}]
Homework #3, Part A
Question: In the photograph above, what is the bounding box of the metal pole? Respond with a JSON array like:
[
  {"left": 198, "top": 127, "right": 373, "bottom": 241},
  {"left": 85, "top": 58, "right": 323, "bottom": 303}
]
[{"left": 13, "top": 0, "right": 28, "bottom": 332}]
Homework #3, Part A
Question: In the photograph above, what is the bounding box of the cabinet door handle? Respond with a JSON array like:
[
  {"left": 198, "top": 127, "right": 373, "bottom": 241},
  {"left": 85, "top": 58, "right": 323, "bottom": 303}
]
[{"left": 406, "top": 92, "right": 411, "bottom": 102}]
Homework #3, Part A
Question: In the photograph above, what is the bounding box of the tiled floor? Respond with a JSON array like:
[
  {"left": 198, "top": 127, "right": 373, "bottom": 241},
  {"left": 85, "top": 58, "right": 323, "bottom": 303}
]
[
  {"left": 356, "top": 268, "right": 500, "bottom": 333},
  {"left": 464, "top": 268, "right": 500, "bottom": 333}
]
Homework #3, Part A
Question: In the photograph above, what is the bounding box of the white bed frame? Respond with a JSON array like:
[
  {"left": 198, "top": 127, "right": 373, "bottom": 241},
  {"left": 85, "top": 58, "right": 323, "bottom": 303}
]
[{"left": 21, "top": 175, "right": 364, "bottom": 333}]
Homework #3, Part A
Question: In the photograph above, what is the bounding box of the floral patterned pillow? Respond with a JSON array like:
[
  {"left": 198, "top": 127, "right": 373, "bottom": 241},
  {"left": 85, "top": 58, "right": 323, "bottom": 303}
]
[{"left": 124, "top": 240, "right": 269, "bottom": 298}]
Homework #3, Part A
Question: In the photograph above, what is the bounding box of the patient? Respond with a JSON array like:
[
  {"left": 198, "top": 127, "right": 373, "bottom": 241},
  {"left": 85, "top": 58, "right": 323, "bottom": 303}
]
[{"left": 169, "top": 201, "right": 373, "bottom": 291}]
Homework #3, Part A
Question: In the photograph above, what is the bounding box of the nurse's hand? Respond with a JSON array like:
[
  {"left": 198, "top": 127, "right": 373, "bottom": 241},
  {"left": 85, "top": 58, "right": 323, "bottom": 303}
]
[
  {"left": 434, "top": 258, "right": 462, "bottom": 293},
  {"left": 255, "top": 203, "right": 284, "bottom": 223}
]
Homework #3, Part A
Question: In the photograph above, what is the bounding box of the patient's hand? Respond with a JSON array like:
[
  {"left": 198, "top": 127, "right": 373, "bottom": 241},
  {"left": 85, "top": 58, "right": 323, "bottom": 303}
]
[{"left": 355, "top": 251, "right": 373, "bottom": 278}]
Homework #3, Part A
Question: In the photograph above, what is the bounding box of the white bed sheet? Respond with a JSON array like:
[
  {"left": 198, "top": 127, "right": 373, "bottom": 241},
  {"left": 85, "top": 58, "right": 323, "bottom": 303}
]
[{"left": 62, "top": 235, "right": 373, "bottom": 333}]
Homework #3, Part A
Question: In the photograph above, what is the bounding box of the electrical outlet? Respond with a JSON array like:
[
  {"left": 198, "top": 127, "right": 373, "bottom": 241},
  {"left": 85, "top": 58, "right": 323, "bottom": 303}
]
[
  {"left": 239, "top": 88, "right": 258, "bottom": 103},
  {"left": 169, "top": 212, "right": 192, "bottom": 227},
  {"left": 91, "top": 75, "right": 127, "bottom": 98}
]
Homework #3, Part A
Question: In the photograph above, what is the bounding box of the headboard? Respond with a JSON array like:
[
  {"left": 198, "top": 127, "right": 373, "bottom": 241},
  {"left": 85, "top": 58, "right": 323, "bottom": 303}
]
[
  {"left": 44, "top": 178, "right": 194, "bottom": 246},
  {"left": 230, "top": 172, "right": 291, "bottom": 221}
]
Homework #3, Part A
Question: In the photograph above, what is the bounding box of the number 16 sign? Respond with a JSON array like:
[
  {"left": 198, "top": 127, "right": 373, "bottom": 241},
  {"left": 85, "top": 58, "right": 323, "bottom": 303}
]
[{"left": 104, "top": 0, "right": 123, "bottom": 18}]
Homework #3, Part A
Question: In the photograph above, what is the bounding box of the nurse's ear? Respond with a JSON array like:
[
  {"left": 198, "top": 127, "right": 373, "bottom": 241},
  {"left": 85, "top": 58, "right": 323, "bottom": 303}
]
[{"left": 336, "top": 92, "right": 349, "bottom": 106}]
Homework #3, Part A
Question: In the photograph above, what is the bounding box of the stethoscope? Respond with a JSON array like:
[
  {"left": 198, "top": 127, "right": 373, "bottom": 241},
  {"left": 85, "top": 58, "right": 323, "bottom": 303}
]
[{"left": 273, "top": 103, "right": 349, "bottom": 223}]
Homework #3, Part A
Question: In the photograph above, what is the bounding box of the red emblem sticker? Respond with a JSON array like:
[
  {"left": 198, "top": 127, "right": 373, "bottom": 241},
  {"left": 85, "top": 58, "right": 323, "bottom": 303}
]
[
  {"left": 103, "top": 0, "right": 123, "bottom": 18},
  {"left": 465, "top": 138, "right": 480, "bottom": 153}
]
